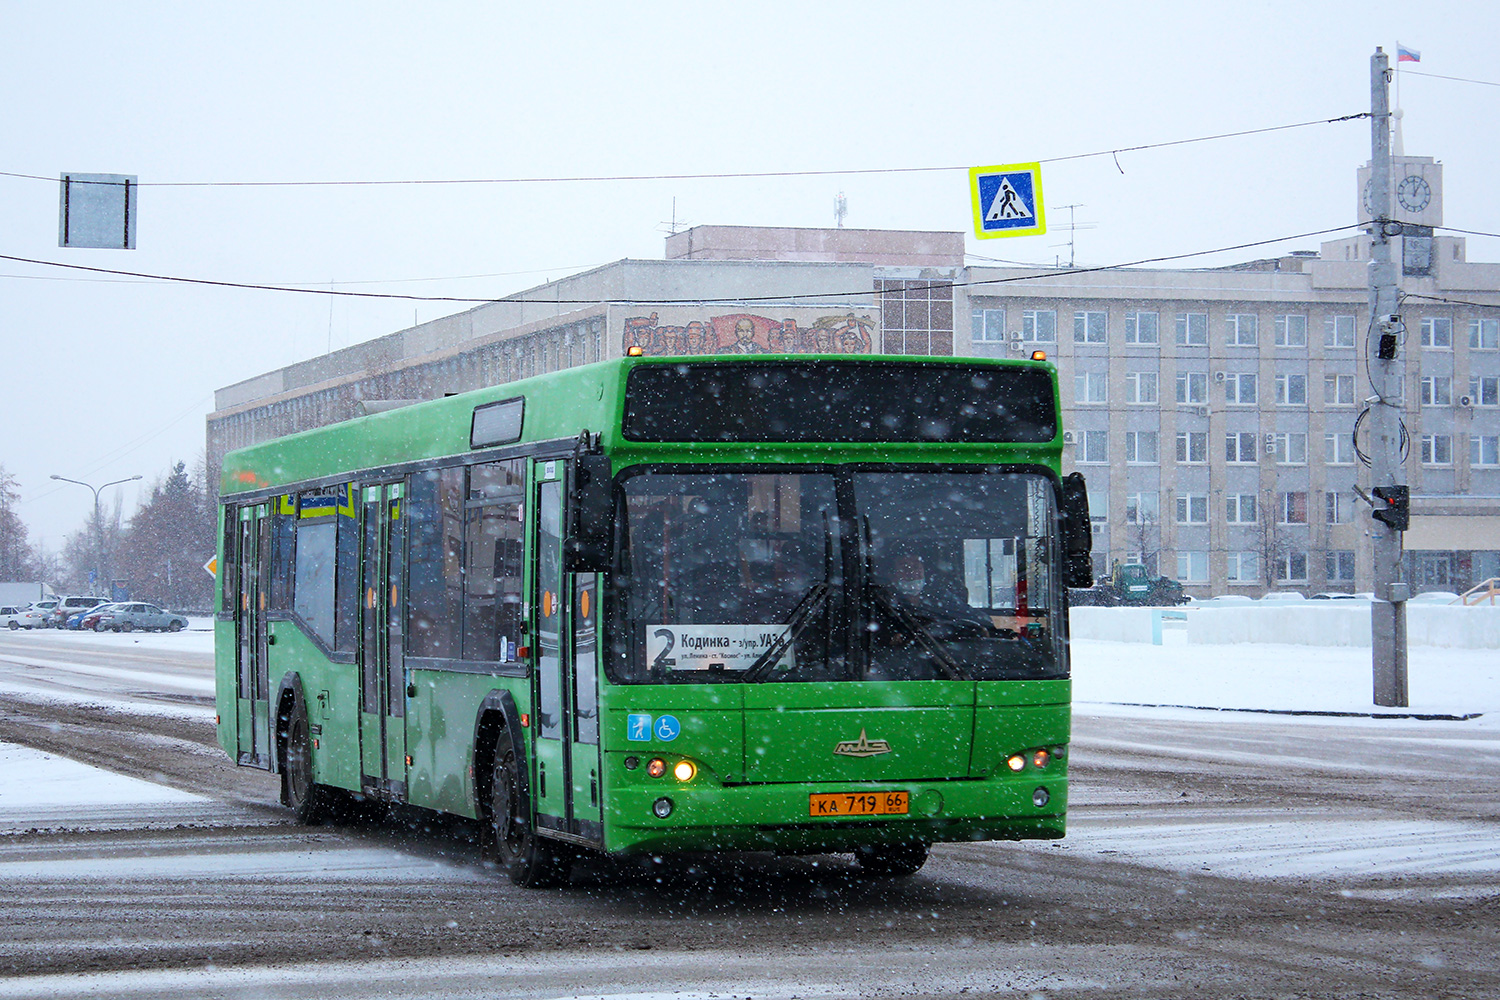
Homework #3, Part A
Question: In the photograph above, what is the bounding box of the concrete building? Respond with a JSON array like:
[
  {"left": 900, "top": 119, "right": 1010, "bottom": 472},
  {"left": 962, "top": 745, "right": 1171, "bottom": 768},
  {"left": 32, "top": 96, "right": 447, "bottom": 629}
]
[{"left": 208, "top": 162, "right": 1500, "bottom": 598}]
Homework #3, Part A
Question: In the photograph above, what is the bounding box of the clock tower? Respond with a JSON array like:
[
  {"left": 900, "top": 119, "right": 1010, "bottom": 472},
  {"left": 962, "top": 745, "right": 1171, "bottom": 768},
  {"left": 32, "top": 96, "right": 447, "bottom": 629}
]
[{"left": 1357, "top": 154, "right": 1442, "bottom": 229}]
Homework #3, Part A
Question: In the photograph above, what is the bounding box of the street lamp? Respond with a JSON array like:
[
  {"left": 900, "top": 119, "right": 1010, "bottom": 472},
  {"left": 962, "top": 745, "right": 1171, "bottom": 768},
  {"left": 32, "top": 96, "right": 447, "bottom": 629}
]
[{"left": 50, "top": 474, "right": 142, "bottom": 595}]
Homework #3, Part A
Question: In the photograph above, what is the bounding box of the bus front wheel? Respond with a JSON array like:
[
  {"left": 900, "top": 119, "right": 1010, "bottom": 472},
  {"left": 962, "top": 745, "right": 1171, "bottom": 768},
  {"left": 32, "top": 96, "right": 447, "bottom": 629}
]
[
  {"left": 284, "top": 702, "right": 337, "bottom": 824},
  {"left": 854, "top": 842, "right": 930, "bottom": 877},
  {"left": 490, "top": 738, "right": 571, "bottom": 887}
]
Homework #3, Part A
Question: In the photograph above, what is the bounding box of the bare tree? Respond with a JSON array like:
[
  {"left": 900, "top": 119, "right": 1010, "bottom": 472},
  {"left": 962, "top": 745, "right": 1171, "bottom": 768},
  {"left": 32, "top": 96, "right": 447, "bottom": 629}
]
[{"left": 0, "top": 466, "right": 41, "bottom": 580}]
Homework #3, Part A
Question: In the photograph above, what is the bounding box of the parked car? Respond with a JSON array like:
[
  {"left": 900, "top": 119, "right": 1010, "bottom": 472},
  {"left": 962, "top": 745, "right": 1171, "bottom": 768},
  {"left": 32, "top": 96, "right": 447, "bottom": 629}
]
[
  {"left": 50, "top": 595, "right": 109, "bottom": 628},
  {"left": 28, "top": 599, "right": 60, "bottom": 627},
  {"left": 79, "top": 603, "right": 126, "bottom": 631},
  {"left": 93, "top": 602, "right": 189, "bottom": 633},
  {"left": 65, "top": 602, "right": 115, "bottom": 630},
  {"left": 1, "top": 605, "right": 50, "bottom": 630}
]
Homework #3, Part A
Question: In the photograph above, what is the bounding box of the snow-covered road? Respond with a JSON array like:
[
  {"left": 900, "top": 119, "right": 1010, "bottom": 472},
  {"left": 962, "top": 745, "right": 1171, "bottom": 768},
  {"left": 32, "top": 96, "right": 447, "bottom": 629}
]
[{"left": 0, "top": 627, "right": 1496, "bottom": 997}]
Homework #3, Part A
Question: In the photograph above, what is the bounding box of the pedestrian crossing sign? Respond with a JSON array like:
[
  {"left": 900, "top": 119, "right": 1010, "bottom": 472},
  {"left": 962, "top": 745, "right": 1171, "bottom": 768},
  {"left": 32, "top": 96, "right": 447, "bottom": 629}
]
[{"left": 970, "top": 163, "right": 1045, "bottom": 239}]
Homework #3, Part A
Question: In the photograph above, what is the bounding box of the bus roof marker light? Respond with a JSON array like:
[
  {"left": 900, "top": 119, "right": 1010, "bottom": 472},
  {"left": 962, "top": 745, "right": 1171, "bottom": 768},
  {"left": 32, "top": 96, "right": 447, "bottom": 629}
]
[
  {"left": 1031, "top": 350, "right": 1048, "bottom": 361},
  {"left": 627, "top": 346, "right": 645, "bottom": 356}
]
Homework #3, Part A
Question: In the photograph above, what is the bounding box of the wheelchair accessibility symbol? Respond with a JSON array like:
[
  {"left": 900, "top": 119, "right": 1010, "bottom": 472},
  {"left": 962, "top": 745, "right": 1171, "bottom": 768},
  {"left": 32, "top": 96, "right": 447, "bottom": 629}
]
[{"left": 654, "top": 715, "right": 681, "bottom": 741}]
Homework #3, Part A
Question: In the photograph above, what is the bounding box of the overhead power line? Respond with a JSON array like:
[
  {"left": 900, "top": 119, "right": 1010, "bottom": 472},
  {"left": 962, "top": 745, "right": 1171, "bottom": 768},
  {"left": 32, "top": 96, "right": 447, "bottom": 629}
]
[
  {"left": 1401, "top": 69, "right": 1500, "bottom": 89},
  {"left": 0, "top": 113, "right": 1369, "bottom": 190},
  {"left": 0, "top": 225, "right": 1363, "bottom": 307}
]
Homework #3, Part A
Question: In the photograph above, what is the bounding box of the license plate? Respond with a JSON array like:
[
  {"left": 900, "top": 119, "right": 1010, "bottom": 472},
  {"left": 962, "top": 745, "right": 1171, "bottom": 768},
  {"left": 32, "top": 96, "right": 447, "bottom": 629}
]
[{"left": 809, "top": 791, "right": 909, "bottom": 817}]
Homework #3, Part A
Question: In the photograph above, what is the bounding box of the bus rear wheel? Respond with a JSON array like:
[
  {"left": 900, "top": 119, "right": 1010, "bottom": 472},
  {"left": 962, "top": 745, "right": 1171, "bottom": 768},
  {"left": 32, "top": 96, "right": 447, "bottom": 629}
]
[
  {"left": 854, "top": 842, "right": 930, "bottom": 876},
  {"left": 284, "top": 703, "right": 337, "bottom": 824},
  {"left": 490, "top": 737, "right": 571, "bottom": 887}
]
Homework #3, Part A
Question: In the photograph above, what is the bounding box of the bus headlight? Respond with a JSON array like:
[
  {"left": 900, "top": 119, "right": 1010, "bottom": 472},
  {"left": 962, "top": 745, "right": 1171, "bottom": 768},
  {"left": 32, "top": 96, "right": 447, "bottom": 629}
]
[
  {"left": 1031, "top": 749, "right": 1050, "bottom": 769},
  {"left": 1006, "top": 754, "right": 1027, "bottom": 772},
  {"left": 653, "top": 797, "right": 674, "bottom": 818},
  {"left": 673, "top": 760, "right": 696, "bottom": 782},
  {"left": 1032, "top": 787, "right": 1050, "bottom": 808},
  {"left": 647, "top": 758, "right": 667, "bottom": 778}
]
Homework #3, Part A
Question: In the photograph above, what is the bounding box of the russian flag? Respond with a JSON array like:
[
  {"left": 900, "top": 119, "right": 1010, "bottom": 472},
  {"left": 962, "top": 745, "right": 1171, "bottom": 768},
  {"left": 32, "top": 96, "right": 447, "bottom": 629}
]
[{"left": 1397, "top": 43, "right": 1420, "bottom": 63}]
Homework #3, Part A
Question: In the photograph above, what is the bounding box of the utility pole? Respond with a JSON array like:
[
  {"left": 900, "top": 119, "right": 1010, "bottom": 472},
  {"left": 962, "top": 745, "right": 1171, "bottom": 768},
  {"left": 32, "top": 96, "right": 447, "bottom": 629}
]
[{"left": 1366, "top": 48, "right": 1409, "bottom": 707}]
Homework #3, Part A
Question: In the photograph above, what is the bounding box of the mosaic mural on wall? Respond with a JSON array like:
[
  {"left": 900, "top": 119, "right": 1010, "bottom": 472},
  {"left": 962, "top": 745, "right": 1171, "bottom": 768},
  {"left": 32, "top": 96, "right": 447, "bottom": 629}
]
[{"left": 620, "top": 309, "right": 878, "bottom": 356}]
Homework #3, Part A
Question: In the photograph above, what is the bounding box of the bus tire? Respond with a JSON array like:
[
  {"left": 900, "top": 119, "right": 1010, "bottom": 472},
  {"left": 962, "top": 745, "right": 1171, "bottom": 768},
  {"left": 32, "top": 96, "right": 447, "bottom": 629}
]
[
  {"left": 854, "top": 841, "right": 930, "bottom": 877},
  {"left": 490, "top": 736, "right": 571, "bottom": 887},
  {"left": 283, "top": 701, "right": 336, "bottom": 824}
]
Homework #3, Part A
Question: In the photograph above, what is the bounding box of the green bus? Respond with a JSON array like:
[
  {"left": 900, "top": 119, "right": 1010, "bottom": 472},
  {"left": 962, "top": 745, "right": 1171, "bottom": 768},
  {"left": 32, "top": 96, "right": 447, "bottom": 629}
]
[{"left": 215, "top": 353, "right": 1093, "bottom": 885}]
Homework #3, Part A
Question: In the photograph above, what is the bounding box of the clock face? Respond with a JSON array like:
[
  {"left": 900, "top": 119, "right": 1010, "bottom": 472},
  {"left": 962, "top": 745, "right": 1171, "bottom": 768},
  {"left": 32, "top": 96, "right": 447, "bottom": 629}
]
[
  {"left": 1362, "top": 178, "right": 1379, "bottom": 216},
  {"left": 1397, "top": 175, "right": 1432, "bottom": 212}
]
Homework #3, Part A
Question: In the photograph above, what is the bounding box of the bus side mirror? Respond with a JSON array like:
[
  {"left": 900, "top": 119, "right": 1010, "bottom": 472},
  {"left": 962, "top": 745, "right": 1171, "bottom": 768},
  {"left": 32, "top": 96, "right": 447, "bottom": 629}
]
[
  {"left": 565, "top": 454, "right": 614, "bottom": 573},
  {"left": 1060, "top": 472, "right": 1094, "bottom": 589}
]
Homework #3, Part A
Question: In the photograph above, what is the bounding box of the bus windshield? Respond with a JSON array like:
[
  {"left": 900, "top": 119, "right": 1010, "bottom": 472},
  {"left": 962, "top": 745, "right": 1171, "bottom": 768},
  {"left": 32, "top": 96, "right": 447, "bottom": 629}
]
[{"left": 612, "top": 468, "right": 1065, "bottom": 683}]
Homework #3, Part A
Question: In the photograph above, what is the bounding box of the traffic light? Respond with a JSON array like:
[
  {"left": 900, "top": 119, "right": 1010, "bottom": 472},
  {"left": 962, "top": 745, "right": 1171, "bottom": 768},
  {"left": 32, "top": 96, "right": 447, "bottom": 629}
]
[{"left": 1371, "top": 485, "right": 1409, "bottom": 531}]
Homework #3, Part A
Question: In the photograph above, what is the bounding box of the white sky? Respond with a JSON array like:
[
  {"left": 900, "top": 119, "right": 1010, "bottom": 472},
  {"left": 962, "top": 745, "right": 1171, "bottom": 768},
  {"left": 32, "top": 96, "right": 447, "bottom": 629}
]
[{"left": 3, "top": 2, "right": 1497, "bottom": 551}]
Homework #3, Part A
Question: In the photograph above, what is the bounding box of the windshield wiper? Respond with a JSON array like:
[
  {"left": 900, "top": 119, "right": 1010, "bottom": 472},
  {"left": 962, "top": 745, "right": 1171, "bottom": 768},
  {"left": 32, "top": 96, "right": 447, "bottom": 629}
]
[
  {"left": 743, "top": 583, "right": 832, "bottom": 681},
  {"left": 867, "top": 586, "right": 969, "bottom": 681}
]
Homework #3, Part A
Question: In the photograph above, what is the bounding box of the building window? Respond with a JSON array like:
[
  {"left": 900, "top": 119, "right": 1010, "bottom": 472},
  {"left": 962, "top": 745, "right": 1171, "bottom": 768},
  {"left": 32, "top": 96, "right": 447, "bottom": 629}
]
[
  {"left": 1023, "top": 309, "right": 1057, "bottom": 343},
  {"left": 1079, "top": 429, "right": 1108, "bottom": 464},
  {"left": 1124, "top": 312, "right": 1159, "bottom": 344},
  {"left": 1471, "top": 318, "right": 1499, "bottom": 350},
  {"left": 1326, "top": 491, "right": 1355, "bottom": 524},
  {"left": 1081, "top": 491, "right": 1108, "bottom": 529},
  {"left": 1126, "top": 492, "right": 1160, "bottom": 524},
  {"left": 1421, "top": 434, "right": 1453, "bottom": 466},
  {"left": 1176, "top": 431, "right": 1207, "bottom": 464},
  {"left": 1420, "top": 375, "right": 1452, "bottom": 406},
  {"left": 1325, "top": 314, "right": 1356, "bottom": 349},
  {"left": 1325, "top": 432, "right": 1355, "bottom": 466},
  {"left": 1176, "top": 493, "right": 1209, "bottom": 524},
  {"left": 1278, "top": 491, "right": 1308, "bottom": 524},
  {"left": 1271, "top": 432, "right": 1307, "bottom": 465},
  {"left": 1176, "top": 312, "right": 1208, "bottom": 346},
  {"left": 1274, "top": 314, "right": 1308, "bottom": 347},
  {"left": 1470, "top": 376, "right": 1500, "bottom": 406},
  {"left": 1177, "top": 550, "right": 1209, "bottom": 583},
  {"left": 1226, "top": 432, "right": 1258, "bottom": 464},
  {"left": 1275, "top": 551, "right": 1309, "bottom": 583},
  {"left": 1474, "top": 436, "right": 1500, "bottom": 467},
  {"left": 1125, "top": 370, "right": 1158, "bottom": 404},
  {"left": 1073, "top": 311, "right": 1107, "bottom": 344},
  {"left": 1420, "top": 317, "right": 1453, "bottom": 349},
  {"left": 1224, "top": 372, "right": 1257, "bottom": 405},
  {"left": 1226, "top": 314, "right": 1258, "bottom": 347},
  {"left": 1125, "top": 430, "right": 1159, "bottom": 464},
  {"left": 1226, "top": 551, "right": 1260, "bottom": 584},
  {"left": 1275, "top": 373, "right": 1307, "bottom": 406},
  {"left": 1326, "top": 550, "right": 1356, "bottom": 583},
  {"left": 1177, "top": 371, "right": 1207, "bottom": 404},
  {"left": 1324, "top": 373, "right": 1356, "bottom": 406},
  {"left": 1226, "top": 494, "right": 1258, "bottom": 524},
  {"left": 971, "top": 308, "right": 1006, "bottom": 344},
  {"left": 1073, "top": 372, "right": 1108, "bottom": 404}
]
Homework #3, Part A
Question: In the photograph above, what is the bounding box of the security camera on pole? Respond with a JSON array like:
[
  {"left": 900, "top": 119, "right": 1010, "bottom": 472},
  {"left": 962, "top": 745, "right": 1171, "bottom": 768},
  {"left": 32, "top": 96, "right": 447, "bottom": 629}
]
[{"left": 1365, "top": 48, "right": 1409, "bottom": 708}]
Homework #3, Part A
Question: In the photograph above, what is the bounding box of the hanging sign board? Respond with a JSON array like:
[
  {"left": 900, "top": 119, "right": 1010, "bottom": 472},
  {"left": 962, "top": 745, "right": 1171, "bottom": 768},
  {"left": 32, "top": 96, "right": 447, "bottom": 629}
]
[{"left": 969, "top": 163, "right": 1045, "bottom": 239}]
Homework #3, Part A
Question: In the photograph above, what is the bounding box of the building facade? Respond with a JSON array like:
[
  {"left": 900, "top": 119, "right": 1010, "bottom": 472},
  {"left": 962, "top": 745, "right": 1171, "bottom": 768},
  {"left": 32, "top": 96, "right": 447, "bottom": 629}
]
[{"left": 208, "top": 169, "right": 1500, "bottom": 597}]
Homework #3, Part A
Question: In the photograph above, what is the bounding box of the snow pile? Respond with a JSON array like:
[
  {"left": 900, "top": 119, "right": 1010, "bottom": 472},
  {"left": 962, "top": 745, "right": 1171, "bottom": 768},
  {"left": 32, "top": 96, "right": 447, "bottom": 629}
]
[{"left": 1070, "top": 603, "right": 1500, "bottom": 648}]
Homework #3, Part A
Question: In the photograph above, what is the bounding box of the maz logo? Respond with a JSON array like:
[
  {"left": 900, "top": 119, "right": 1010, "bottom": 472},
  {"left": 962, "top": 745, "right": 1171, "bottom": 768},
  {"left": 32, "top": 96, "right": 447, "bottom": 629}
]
[{"left": 833, "top": 729, "right": 892, "bottom": 758}]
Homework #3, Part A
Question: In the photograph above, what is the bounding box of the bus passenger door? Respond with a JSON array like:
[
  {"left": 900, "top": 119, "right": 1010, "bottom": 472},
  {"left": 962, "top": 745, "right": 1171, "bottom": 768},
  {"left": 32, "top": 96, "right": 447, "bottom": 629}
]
[
  {"left": 359, "top": 483, "right": 408, "bottom": 799},
  {"left": 533, "top": 464, "right": 603, "bottom": 842},
  {"left": 532, "top": 472, "right": 570, "bottom": 831},
  {"left": 569, "top": 571, "right": 602, "bottom": 834},
  {"left": 235, "top": 504, "right": 272, "bottom": 769}
]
